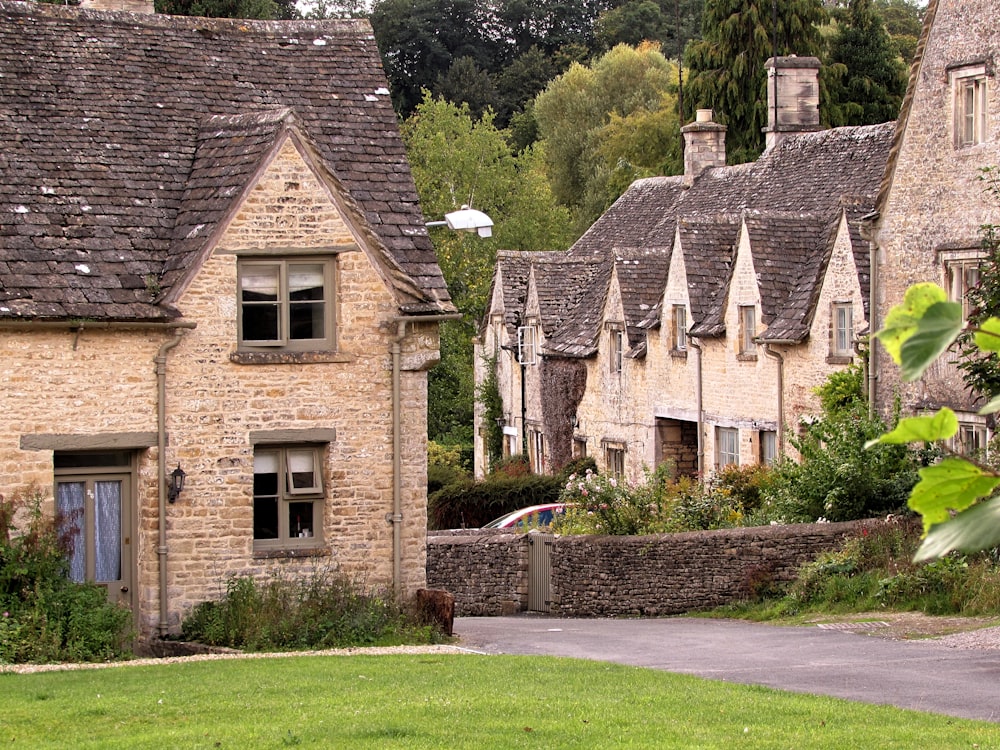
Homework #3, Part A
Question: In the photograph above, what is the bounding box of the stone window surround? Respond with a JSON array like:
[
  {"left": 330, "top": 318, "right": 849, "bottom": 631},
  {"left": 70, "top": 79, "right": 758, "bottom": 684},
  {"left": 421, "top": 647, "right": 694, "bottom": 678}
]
[
  {"left": 602, "top": 439, "right": 626, "bottom": 479},
  {"left": 938, "top": 245, "right": 983, "bottom": 320},
  {"left": 232, "top": 247, "right": 341, "bottom": 364},
  {"left": 827, "top": 301, "right": 855, "bottom": 363},
  {"left": 716, "top": 426, "right": 739, "bottom": 469},
  {"left": 948, "top": 61, "right": 991, "bottom": 149},
  {"left": 737, "top": 304, "right": 757, "bottom": 361}
]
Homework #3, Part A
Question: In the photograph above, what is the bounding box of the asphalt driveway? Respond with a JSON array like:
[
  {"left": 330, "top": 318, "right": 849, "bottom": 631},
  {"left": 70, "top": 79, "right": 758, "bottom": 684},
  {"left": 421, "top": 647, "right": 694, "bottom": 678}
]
[{"left": 454, "top": 615, "right": 1000, "bottom": 723}]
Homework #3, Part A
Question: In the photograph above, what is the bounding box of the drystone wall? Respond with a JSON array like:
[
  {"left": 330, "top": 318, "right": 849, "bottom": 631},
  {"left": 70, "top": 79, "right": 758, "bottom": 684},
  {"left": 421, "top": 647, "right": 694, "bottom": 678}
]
[{"left": 427, "top": 521, "right": 860, "bottom": 617}]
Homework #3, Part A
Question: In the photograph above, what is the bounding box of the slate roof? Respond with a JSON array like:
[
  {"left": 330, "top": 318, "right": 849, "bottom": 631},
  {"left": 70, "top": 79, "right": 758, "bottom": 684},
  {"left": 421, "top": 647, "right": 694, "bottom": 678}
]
[
  {"left": 499, "top": 121, "right": 894, "bottom": 355},
  {"left": 0, "top": 1, "right": 452, "bottom": 321}
]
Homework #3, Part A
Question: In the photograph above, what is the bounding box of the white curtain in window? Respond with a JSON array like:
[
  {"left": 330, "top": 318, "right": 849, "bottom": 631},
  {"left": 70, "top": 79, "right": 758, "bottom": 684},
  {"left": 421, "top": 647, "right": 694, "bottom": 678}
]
[
  {"left": 288, "top": 265, "right": 324, "bottom": 295},
  {"left": 254, "top": 451, "right": 280, "bottom": 474},
  {"left": 56, "top": 482, "right": 85, "bottom": 583},
  {"left": 94, "top": 481, "right": 121, "bottom": 582},
  {"left": 241, "top": 266, "right": 280, "bottom": 298}
]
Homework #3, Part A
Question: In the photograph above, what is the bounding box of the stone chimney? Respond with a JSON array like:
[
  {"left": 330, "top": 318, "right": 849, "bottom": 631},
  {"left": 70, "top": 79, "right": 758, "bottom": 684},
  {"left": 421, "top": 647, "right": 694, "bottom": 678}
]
[
  {"left": 681, "top": 108, "right": 727, "bottom": 184},
  {"left": 763, "top": 56, "right": 822, "bottom": 151},
  {"left": 80, "top": 0, "right": 156, "bottom": 13}
]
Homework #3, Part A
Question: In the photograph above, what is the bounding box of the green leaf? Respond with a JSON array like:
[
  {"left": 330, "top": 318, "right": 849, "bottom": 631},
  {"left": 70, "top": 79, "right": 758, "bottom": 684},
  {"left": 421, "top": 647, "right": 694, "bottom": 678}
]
[
  {"left": 974, "top": 316, "right": 1000, "bottom": 352},
  {"left": 907, "top": 458, "right": 1000, "bottom": 533},
  {"left": 898, "top": 300, "right": 964, "bottom": 381},
  {"left": 979, "top": 394, "right": 1000, "bottom": 415},
  {"left": 874, "top": 283, "right": 948, "bottom": 365},
  {"left": 866, "top": 408, "right": 958, "bottom": 447},
  {"left": 914, "top": 496, "right": 1000, "bottom": 561}
]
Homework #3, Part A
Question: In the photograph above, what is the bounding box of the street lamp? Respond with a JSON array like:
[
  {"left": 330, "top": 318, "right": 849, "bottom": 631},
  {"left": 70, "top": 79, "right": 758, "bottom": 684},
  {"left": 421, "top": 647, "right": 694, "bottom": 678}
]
[{"left": 425, "top": 205, "right": 494, "bottom": 238}]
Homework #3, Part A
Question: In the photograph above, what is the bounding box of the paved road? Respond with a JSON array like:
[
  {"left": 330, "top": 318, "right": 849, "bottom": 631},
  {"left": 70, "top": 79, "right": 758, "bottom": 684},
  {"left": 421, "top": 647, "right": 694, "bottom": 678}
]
[{"left": 454, "top": 615, "right": 1000, "bottom": 723}]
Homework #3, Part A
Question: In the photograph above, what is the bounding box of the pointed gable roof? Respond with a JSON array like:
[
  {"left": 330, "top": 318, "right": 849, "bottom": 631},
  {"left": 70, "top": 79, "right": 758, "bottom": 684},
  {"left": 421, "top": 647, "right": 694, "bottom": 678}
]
[{"left": 0, "top": 2, "right": 451, "bottom": 320}]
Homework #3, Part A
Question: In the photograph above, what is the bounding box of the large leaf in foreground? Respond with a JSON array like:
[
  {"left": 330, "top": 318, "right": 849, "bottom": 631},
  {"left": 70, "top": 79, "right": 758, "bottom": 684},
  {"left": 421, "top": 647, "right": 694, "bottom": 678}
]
[
  {"left": 897, "top": 300, "right": 963, "bottom": 381},
  {"left": 866, "top": 408, "right": 957, "bottom": 447},
  {"left": 915, "top": 496, "right": 1000, "bottom": 561},
  {"left": 874, "top": 283, "right": 948, "bottom": 365},
  {"left": 907, "top": 458, "right": 1000, "bottom": 532}
]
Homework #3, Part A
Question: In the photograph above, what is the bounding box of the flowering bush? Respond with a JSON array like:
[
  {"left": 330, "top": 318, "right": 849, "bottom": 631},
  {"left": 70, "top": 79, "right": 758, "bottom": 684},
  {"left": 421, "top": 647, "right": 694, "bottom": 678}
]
[{"left": 555, "top": 469, "right": 651, "bottom": 535}]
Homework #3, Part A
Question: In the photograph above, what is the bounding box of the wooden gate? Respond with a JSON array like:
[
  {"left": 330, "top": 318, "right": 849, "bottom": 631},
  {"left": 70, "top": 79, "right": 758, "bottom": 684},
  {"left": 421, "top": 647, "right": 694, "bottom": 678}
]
[{"left": 527, "top": 533, "right": 555, "bottom": 612}]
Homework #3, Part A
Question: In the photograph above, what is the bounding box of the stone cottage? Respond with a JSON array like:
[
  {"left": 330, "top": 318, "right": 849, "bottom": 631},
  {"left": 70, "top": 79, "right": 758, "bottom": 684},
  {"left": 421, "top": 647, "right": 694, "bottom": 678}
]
[
  {"left": 869, "top": 0, "right": 1000, "bottom": 448},
  {"left": 0, "top": 0, "right": 455, "bottom": 641},
  {"left": 475, "top": 57, "right": 894, "bottom": 482}
]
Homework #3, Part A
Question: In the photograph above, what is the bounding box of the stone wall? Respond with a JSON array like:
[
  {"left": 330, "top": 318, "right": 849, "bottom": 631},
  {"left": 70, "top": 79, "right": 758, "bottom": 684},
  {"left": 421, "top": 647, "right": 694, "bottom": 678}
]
[{"left": 427, "top": 521, "right": 858, "bottom": 617}]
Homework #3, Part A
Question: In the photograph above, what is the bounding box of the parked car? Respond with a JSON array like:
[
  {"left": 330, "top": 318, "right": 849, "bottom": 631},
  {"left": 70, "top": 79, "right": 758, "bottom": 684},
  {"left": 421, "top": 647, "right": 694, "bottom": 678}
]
[{"left": 482, "top": 503, "right": 567, "bottom": 530}]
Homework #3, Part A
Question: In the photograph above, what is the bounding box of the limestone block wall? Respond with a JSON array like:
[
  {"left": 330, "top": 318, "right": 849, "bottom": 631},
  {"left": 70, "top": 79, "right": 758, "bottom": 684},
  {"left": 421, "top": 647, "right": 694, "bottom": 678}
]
[
  {"left": 1, "top": 139, "right": 435, "bottom": 638},
  {"left": 874, "top": 0, "right": 1000, "bottom": 416},
  {"left": 426, "top": 521, "right": 861, "bottom": 617}
]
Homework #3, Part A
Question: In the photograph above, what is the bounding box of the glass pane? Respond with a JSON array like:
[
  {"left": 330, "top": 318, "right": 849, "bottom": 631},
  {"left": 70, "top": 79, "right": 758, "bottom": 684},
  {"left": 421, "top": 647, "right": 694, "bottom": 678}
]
[
  {"left": 254, "top": 451, "right": 279, "bottom": 474},
  {"left": 56, "top": 482, "right": 85, "bottom": 583},
  {"left": 289, "top": 301, "right": 325, "bottom": 340},
  {"left": 94, "top": 481, "right": 122, "bottom": 582},
  {"left": 287, "top": 449, "right": 319, "bottom": 491},
  {"left": 253, "top": 497, "right": 279, "bottom": 539},
  {"left": 243, "top": 304, "right": 280, "bottom": 342},
  {"left": 289, "top": 501, "right": 315, "bottom": 538},
  {"left": 254, "top": 470, "right": 279, "bottom": 497},
  {"left": 288, "top": 264, "right": 324, "bottom": 301},
  {"left": 241, "top": 266, "right": 279, "bottom": 301}
]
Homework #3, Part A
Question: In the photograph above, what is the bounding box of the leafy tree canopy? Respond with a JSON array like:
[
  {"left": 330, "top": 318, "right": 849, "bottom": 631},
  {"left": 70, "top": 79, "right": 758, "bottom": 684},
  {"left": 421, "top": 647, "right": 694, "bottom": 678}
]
[
  {"left": 534, "top": 42, "right": 683, "bottom": 232},
  {"left": 684, "top": 0, "right": 828, "bottom": 164}
]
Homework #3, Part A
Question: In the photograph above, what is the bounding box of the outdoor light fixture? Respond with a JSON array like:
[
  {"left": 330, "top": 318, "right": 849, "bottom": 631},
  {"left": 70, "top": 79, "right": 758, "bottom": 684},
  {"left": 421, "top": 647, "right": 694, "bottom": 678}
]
[
  {"left": 167, "top": 464, "right": 186, "bottom": 504},
  {"left": 425, "top": 205, "right": 494, "bottom": 238}
]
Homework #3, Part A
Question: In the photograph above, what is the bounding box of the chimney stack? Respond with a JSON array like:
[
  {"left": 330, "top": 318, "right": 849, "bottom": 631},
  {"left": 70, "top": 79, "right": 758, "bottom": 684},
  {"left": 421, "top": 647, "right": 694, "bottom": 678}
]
[
  {"left": 763, "top": 56, "right": 822, "bottom": 150},
  {"left": 681, "top": 108, "right": 727, "bottom": 184}
]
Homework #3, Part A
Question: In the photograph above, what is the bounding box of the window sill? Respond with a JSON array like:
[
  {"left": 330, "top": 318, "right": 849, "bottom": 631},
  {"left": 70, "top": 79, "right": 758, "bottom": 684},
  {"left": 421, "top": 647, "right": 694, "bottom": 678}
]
[
  {"left": 253, "top": 545, "right": 330, "bottom": 559},
  {"left": 826, "top": 354, "right": 853, "bottom": 365},
  {"left": 736, "top": 353, "right": 758, "bottom": 362},
  {"left": 670, "top": 349, "right": 688, "bottom": 360},
  {"left": 231, "top": 350, "right": 354, "bottom": 365}
]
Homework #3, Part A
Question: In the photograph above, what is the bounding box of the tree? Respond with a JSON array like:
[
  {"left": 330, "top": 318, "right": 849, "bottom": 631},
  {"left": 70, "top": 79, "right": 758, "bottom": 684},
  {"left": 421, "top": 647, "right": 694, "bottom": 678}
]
[
  {"left": 683, "top": 0, "right": 828, "bottom": 164},
  {"left": 826, "top": 0, "right": 907, "bottom": 127},
  {"left": 154, "top": 0, "right": 290, "bottom": 18},
  {"left": 533, "top": 42, "right": 682, "bottom": 231},
  {"left": 875, "top": 0, "right": 924, "bottom": 64},
  {"left": 401, "top": 95, "right": 575, "bottom": 448}
]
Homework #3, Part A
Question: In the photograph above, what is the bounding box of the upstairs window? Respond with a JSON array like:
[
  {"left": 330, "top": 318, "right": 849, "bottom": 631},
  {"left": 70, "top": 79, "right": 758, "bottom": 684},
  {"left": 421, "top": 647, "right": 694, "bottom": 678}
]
[
  {"left": 951, "top": 64, "right": 989, "bottom": 147},
  {"left": 739, "top": 305, "right": 757, "bottom": 356},
  {"left": 608, "top": 325, "right": 624, "bottom": 374},
  {"left": 238, "top": 258, "right": 336, "bottom": 352},
  {"left": 673, "top": 305, "right": 687, "bottom": 351},
  {"left": 945, "top": 256, "right": 982, "bottom": 320},
  {"left": 518, "top": 324, "right": 538, "bottom": 365},
  {"left": 831, "top": 303, "right": 854, "bottom": 358}
]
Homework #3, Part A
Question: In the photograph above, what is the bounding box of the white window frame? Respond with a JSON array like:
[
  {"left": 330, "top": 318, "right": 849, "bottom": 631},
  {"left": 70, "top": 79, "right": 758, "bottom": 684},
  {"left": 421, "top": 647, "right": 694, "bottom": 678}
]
[
  {"left": 943, "top": 252, "right": 982, "bottom": 320},
  {"left": 605, "top": 445, "right": 626, "bottom": 480},
  {"left": 951, "top": 64, "right": 989, "bottom": 148},
  {"left": 238, "top": 257, "right": 337, "bottom": 352},
  {"left": 518, "top": 324, "right": 538, "bottom": 365},
  {"left": 716, "top": 427, "right": 740, "bottom": 469},
  {"left": 759, "top": 430, "right": 778, "bottom": 466},
  {"left": 608, "top": 324, "right": 624, "bottom": 374},
  {"left": 832, "top": 303, "right": 854, "bottom": 357},
  {"left": 673, "top": 305, "right": 687, "bottom": 351},
  {"left": 253, "top": 445, "right": 324, "bottom": 549},
  {"left": 739, "top": 305, "right": 757, "bottom": 355}
]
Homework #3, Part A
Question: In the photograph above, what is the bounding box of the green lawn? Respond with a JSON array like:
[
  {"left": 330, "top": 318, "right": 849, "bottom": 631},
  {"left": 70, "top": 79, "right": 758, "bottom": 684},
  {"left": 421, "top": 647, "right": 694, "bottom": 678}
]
[{"left": 2, "top": 652, "right": 997, "bottom": 749}]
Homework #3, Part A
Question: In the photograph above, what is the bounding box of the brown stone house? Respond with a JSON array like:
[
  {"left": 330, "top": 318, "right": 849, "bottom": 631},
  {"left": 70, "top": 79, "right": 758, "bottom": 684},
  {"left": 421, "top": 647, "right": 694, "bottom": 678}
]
[
  {"left": 475, "top": 57, "right": 893, "bottom": 483},
  {"left": 870, "top": 0, "right": 1000, "bottom": 448},
  {"left": 0, "top": 1, "right": 455, "bottom": 641}
]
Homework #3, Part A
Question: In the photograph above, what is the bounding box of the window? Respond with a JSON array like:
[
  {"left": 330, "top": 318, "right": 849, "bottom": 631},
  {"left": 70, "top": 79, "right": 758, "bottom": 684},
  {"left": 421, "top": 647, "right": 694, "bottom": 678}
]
[
  {"left": 253, "top": 446, "right": 323, "bottom": 547},
  {"left": 518, "top": 324, "right": 537, "bottom": 365},
  {"left": 759, "top": 430, "right": 778, "bottom": 466},
  {"left": 238, "top": 258, "right": 336, "bottom": 351},
  {"left": 957, "top": 420, "right": 989, "bottom": 457},
  {"left": 673, "top": 305, "right": 687, "bottom": 351},
  {"left": 716, "top": 427, "right": 739, "bottom": 469},
  {"left": 605, "top": 445, "right": 625, "bottom": 480},
  {"left": 739, "top": 305, "right": 756, "bottom": 356},
  {"left": 574, "top": 438, "right": 588, "bottom": 459},
  {"left": 609, "top": 326, "right": 624, "bottom": 374},
  {"left": 946, "top": 258, "right": 981, "bottom": 320},
  {"left": 951, "top": 65, "right": 988, "bottom": 147},
  {"left": 831, "top": 303, "right": 854, "bottom": 357},
  {"left": 528, "top": 428, "right": 545, "bottom": 473}
]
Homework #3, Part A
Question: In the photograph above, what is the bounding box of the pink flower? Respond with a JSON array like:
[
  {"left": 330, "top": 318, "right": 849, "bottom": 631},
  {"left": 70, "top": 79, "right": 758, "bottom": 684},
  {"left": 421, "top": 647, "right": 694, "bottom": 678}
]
[{"left": 582, "top": 489, "right": 589, "bottom": 496}]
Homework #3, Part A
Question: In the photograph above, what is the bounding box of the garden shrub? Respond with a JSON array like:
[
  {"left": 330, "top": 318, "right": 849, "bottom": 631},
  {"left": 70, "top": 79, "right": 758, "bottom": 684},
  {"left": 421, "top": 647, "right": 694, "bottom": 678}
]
[
  {"left": 0, "top": 488, "right": 132, "bottom": 664},
  {"left": 428, "top": 471, "right": 564, "bottom": 529},
  {"left": 181, "top": 569, "right": 436, "bottom": 651}
]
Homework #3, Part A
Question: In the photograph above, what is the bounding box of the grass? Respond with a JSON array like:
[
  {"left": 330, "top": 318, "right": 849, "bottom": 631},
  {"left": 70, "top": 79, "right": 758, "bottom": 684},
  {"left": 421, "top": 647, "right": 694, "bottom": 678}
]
[{"left": 2, "top": 654, "right": 999, "bottom": 749}]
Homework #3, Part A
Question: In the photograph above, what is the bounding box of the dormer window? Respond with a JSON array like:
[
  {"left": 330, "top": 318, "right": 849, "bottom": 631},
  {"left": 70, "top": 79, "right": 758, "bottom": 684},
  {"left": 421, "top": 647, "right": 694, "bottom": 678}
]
[
  {"left": 608, "top": 324, "right": 624, "bottom": 374},
  {"left": 518, "top": 323, "right": 538, "bottom": 365},
  {"left": 672, "top": 305, "right": 687, "bottom": 351},
  {"left": 738, "top": 305, "right": 757, "bottom": 357},
  {"left": 238, "top": 257, "right": 337, "bottom": 352}
]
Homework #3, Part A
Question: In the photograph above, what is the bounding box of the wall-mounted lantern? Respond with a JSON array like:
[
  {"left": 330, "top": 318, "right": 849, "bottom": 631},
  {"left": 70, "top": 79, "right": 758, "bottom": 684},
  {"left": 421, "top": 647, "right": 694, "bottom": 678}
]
[{"left": 167, "top": 464, "right": 186, "bottom": 503}]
